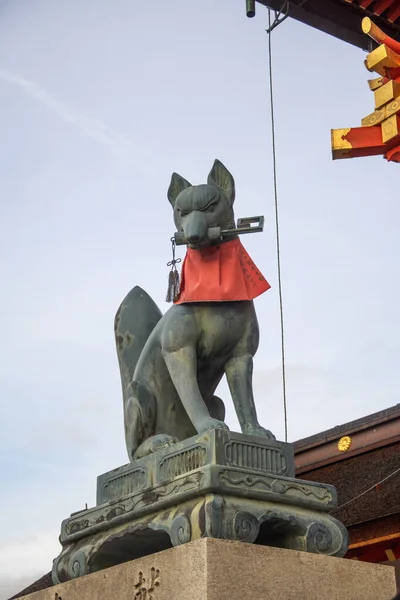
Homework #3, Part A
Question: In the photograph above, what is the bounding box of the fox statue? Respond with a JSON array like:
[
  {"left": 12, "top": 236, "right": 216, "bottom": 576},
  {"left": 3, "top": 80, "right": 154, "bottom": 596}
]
[{"left": 115, "top": 159, "right": 274, "bottom": 461}]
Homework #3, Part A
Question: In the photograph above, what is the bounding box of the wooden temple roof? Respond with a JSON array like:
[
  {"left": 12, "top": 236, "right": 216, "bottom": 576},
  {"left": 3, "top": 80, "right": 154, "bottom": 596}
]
[
  {"left": 256, "top": 0, "right": 400, "bottom": 51},
  {"left": 8, "top": 572, "right": 53, "bottom": 600},
  {"left": 294, "top": 404, "right": 400, "bottom": 565},
  {"left": 294, "top": 403, "right": 400, "bottom": 473}
]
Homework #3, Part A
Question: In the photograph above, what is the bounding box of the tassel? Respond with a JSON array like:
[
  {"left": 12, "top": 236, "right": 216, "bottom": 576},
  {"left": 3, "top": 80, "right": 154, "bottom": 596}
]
[
  {"left": 166, "top": 237, "right": 181, "bottom": 302},
  {"left": 166, "top": 266, "right": 181, "bottom": 302}
]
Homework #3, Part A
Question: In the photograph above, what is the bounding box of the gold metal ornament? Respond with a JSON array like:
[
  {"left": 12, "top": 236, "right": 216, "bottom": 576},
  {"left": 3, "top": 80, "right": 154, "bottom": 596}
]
[{"left": 338, "top": 436, "right": 352, "bottom": 452}]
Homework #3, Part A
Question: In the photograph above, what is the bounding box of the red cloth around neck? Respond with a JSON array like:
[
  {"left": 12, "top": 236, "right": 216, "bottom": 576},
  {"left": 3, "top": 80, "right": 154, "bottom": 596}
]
[{"left": 174, "top": 238, "right": 270, "bottom": 304}]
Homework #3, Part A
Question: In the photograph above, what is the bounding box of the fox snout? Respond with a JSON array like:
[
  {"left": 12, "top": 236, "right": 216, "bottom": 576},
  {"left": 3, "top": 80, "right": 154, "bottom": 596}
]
[{"left": 183, "top": 211, "right": 208, "bottom": 246}]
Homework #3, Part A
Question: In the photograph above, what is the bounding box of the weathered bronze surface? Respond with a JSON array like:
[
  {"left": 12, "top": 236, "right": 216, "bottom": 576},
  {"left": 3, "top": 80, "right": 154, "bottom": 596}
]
[
  {"left": 115, "top": 160, "right": 273, "bottom": 462},
  {"left": 52, "top": 159, "right": 349, "bottom": 583},
  {"left": 52, "top": 431, "right": 348, "bottom": 582}
]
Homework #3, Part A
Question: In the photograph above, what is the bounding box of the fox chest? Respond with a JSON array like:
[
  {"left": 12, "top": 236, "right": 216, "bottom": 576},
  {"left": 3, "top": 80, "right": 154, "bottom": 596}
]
[
  {"left": 195, "top": 303, "right": 257, "bottom": 360},
  {"left": 160, "top": 301, "right": 258, "bottom": 359}
]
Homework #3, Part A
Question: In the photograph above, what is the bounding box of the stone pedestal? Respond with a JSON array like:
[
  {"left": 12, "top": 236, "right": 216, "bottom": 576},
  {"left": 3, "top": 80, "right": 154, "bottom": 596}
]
[
  {"left": 23, "top": 538, "right": 396, "bottom": 600},
  {"left": 53, "top": 430, "right": 348, "bottom": 583}
]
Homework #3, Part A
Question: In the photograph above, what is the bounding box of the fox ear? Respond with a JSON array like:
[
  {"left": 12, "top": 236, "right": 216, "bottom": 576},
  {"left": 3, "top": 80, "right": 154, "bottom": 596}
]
[
  {"left": 207, "top": 159, "right": 235, "bottom": 204},
  {"left": 167, "top": 173, "right": 192, "bottom": 206}
]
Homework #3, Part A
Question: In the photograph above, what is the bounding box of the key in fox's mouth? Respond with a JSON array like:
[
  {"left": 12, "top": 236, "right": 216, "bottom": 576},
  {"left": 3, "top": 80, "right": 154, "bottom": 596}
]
[{"left": 187, "top": 240, "right": 211, "bottom": 249}]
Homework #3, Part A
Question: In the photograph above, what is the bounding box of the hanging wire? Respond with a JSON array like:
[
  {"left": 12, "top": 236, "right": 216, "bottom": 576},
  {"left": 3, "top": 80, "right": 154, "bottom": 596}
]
[
  {"left": 267, "top": 9, "right": 288, "bottom": 442},
  {"left": 334, "top": 467, "right": 400, "bottom": 511}
]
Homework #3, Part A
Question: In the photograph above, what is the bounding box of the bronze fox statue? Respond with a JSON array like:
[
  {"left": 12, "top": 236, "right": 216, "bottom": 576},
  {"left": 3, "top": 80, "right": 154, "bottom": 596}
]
[{"left": 115, "top": 159, "right": 274, "bottom": 461}]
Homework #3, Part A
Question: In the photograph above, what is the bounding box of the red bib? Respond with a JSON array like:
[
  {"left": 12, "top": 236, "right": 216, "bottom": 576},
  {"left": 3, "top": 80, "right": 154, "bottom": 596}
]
[{"left": 174, "top": 238, "right": 270, "bottom": 304}]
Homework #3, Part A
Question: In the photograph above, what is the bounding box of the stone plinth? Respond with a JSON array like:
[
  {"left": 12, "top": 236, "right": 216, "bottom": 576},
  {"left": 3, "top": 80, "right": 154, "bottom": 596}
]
[
  {"left": 52, "top": 431, "right": 350, "bottom": 582},
  {"left": 22, "top": 538, "right": 396, "bottom": 600}
]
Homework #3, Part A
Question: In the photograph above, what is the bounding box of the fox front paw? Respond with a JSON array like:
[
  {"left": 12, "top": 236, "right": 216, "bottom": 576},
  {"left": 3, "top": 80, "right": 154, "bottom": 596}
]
[
  {"left": 198, "top": 417, "right": 229, "bottom": 434},
  {"left": 243, "top": 425, "right": 276, "bottom": 440}
]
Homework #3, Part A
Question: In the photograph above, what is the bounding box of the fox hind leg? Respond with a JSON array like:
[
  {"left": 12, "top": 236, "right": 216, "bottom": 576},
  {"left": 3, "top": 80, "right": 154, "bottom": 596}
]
[
  {"left": 124, "top": 381, "right": 178, "bottom": 460},
  {"left": 124, "top": 381, "right": 156, "bottom": 461},
  {"left": 134, "top": 433, "right": 179, "bottom": 459}
]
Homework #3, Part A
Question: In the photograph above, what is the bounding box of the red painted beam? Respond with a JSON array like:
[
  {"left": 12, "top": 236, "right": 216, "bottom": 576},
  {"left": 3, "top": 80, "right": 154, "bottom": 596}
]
[
  {"left": 387, "top": 4, "right": 400, "bottom": 24},
  {"left": 386, "top": 144, "right": 400, "bottom": 160},
  {"left": 360, "top": 0, "right": 376, "bottom": 8},
  {"left": 372, "top": 0, "right": 396, "bottom": 17}
]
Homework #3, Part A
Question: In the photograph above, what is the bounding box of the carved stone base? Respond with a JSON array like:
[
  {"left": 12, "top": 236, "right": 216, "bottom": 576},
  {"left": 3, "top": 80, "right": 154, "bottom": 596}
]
[
  {"left": 29, "top": 539, "right": 396, "bottom": 600},
  {"left": 52, "top": 431, "right": 348, "bottom": 583}
]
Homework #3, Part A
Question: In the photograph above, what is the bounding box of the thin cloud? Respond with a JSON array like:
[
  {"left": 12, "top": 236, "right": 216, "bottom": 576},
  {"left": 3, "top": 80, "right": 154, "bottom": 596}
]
[{"left": 0, "top": 68, "right": 155, "bottom": 172}]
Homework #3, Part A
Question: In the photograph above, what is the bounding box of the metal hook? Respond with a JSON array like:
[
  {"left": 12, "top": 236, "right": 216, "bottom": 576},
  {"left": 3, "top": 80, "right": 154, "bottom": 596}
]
[{"left": 167, "top": 237, "right": 181, "bottom": 267}]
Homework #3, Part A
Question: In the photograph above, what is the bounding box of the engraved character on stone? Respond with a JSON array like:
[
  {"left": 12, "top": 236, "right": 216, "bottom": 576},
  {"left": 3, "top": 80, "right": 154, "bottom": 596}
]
[{"left": 134, "top": 568, "right": 160, "bottom": 599}]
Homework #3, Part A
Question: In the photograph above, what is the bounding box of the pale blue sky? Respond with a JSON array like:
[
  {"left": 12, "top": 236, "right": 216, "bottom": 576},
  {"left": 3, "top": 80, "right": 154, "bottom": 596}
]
[{"left": 1, "top": 0, "right": 399, "bottom": 596}]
